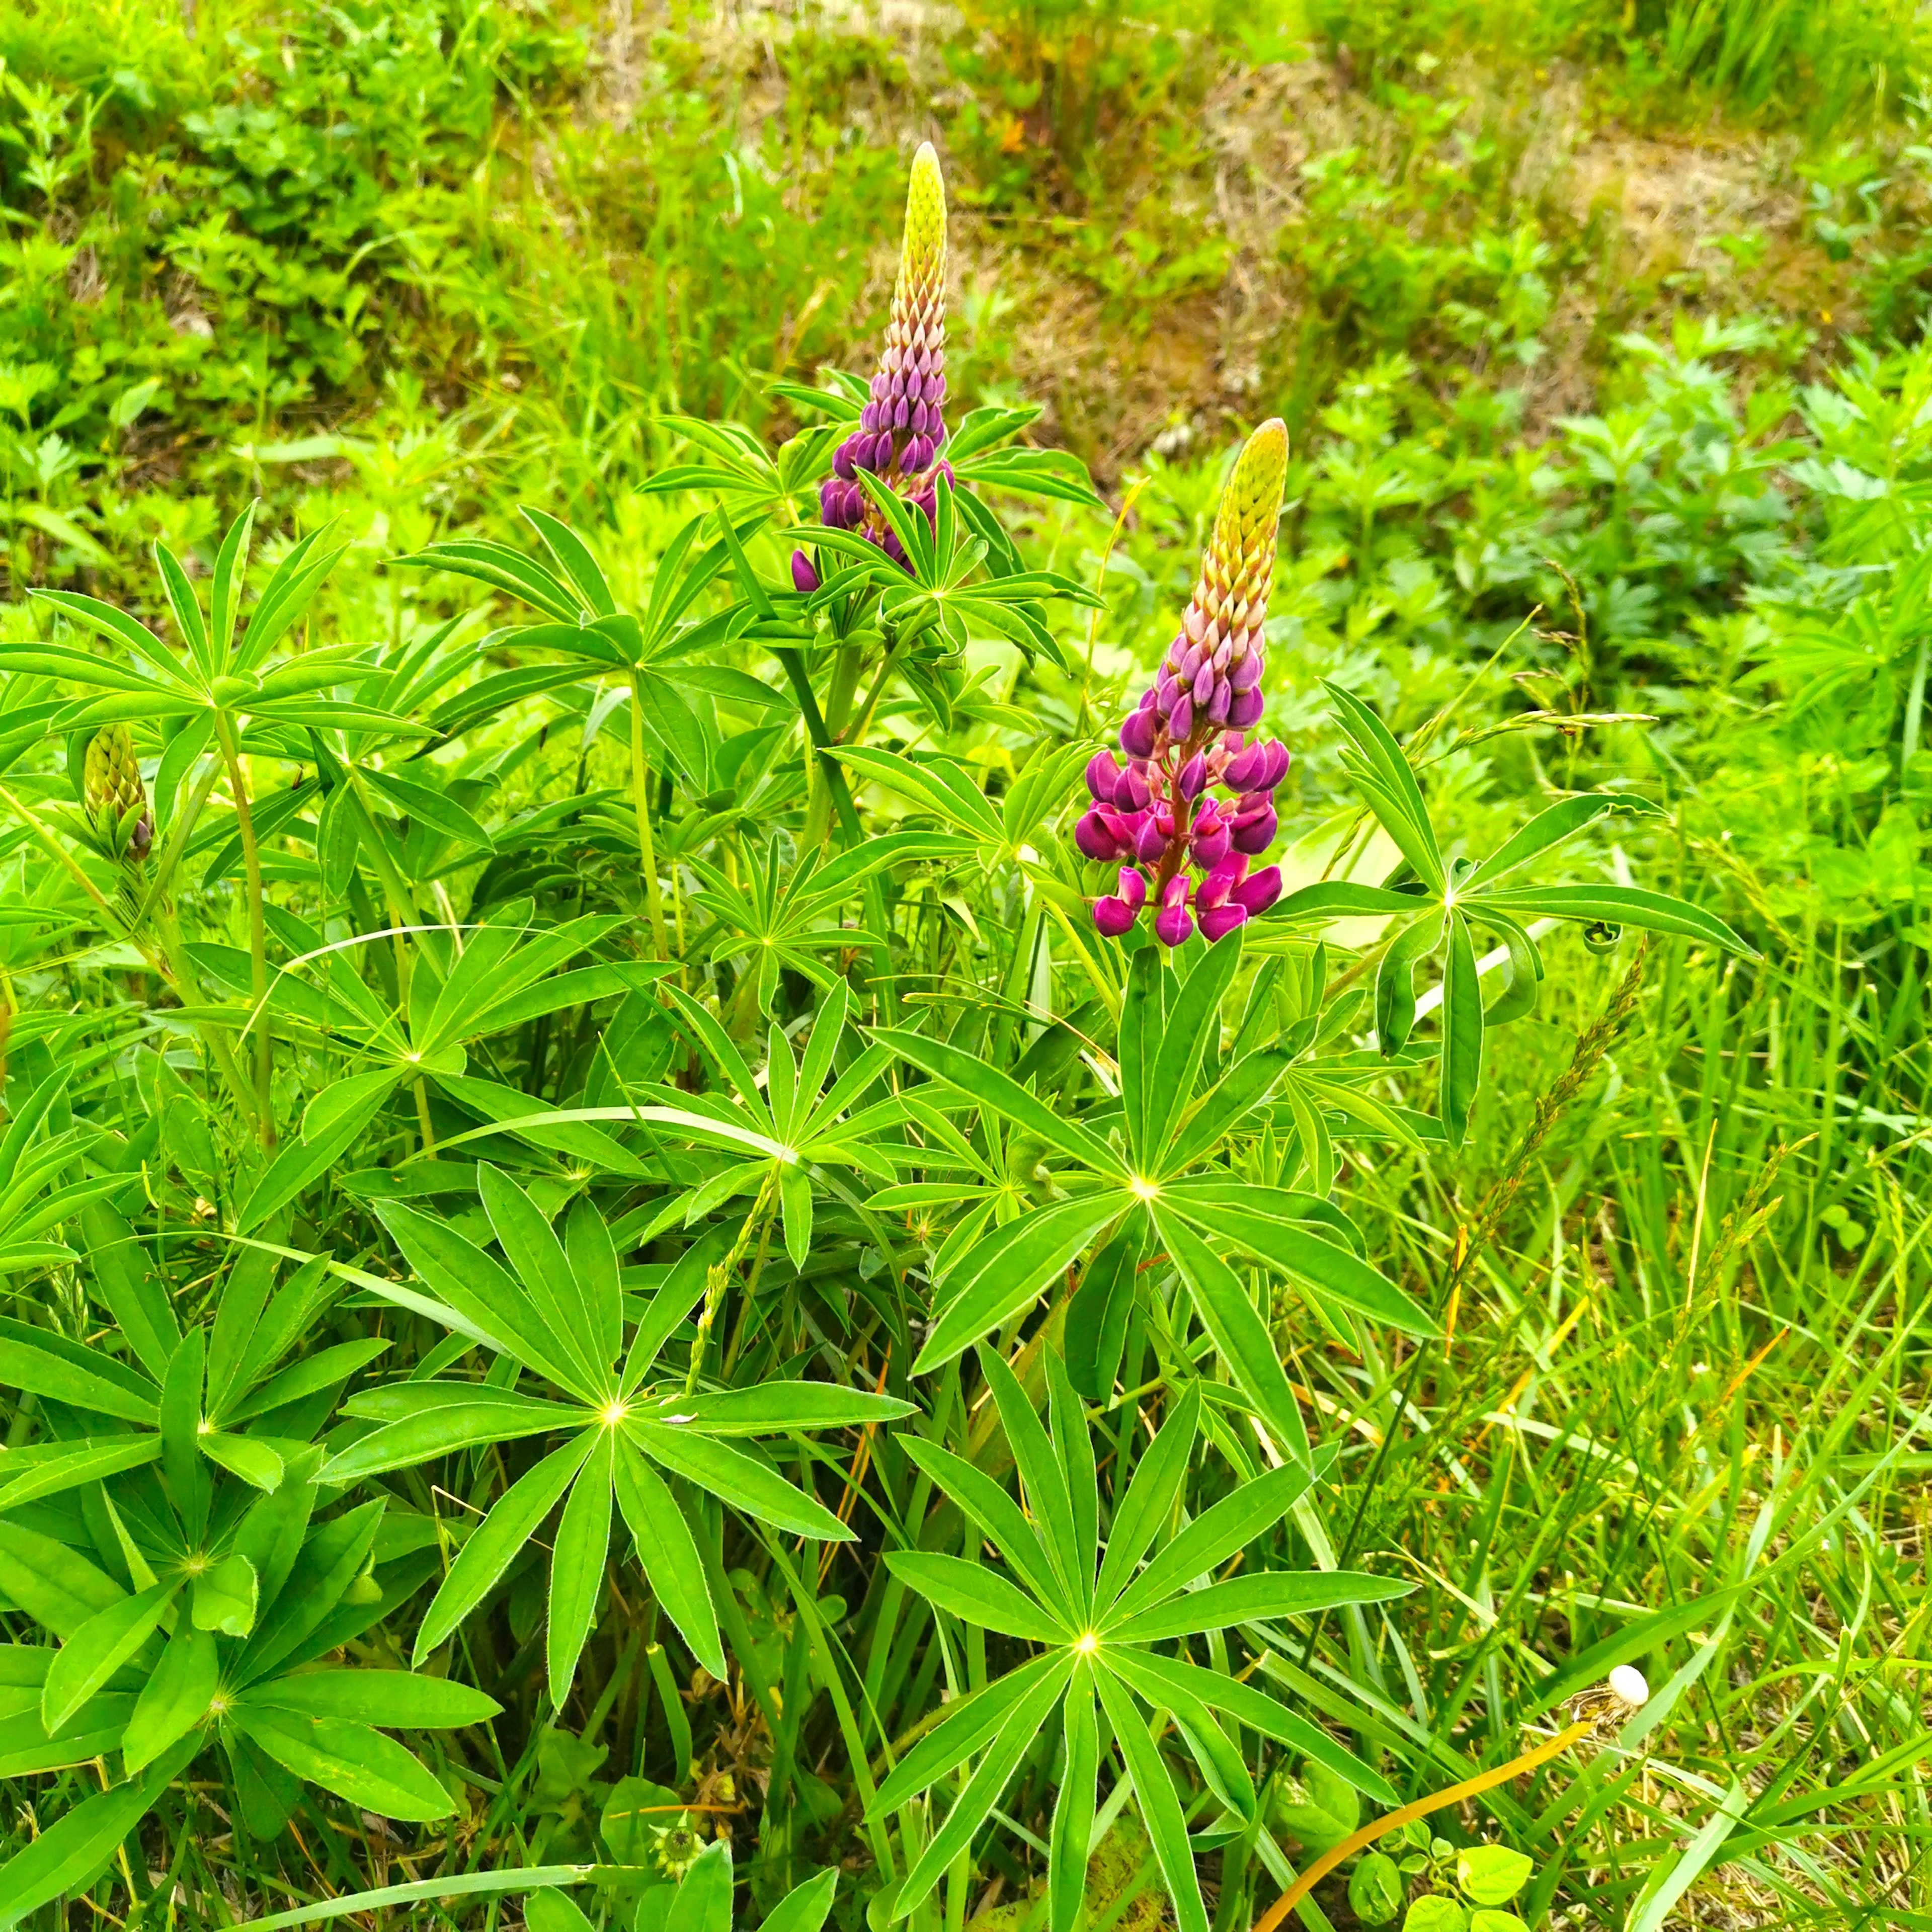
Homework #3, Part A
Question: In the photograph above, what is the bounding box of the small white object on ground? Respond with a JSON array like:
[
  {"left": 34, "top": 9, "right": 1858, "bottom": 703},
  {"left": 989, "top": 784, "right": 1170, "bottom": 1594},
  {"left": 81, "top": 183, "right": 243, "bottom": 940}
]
[{"left": 1608, "top": 1664, "right": 1650, "bottom": 1707}]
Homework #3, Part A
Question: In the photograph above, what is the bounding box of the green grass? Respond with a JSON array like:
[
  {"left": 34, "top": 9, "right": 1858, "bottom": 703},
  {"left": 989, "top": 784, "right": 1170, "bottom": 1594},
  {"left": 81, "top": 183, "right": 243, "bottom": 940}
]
[{"left": 0, "top": 2, "right": 1928, "bottom": 1929}]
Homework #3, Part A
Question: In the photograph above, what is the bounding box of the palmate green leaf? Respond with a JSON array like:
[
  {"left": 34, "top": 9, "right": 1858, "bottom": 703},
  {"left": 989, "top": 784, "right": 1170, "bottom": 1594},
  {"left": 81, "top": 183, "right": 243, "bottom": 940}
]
[
  {"left": 1102, "top": 1457, "right": 1320, "bottom": 1628},
  {"left": 915, "top": 1194, "right": 1126, "bottom": 1374},
  {"left": 1439, "top": 909, "right": 1484, "bottom": 1147},
  {"left": 0, "top": 1435, "right": 161, "bottom": 1512},
  {"left": 372, "top": 1199, "right": 599, "bottom": 1398},
  {"left": 413, "top": 1434, "right": 595, "bottom": 1664},
  {"left": 124, "top": 1624, "right": 218, "bottom": 1772},
  {"left": 872, "top": 1026, "right": 1124, "bottom": 1177},
  {"left": 891, "top": 1656, "right": 1074, "bottom": 1921},
  {"left": 1096, "top": 1384, "right": 1200, "bottom": 1609},
  {"left": 327, "top": 1388, "right": 583, "bottom": 1481},
  {"left": 882, "top": 1553, "right": 1067, "bottom": 1643},
  {"left": 1093, "top": 1665, "right": 1210, "bottom": 1932},
  {"left": 631, "top": 1418, "right": 853, "bottom": 1542},
  {"left": 869, "top": 1651, "right": 1065, "bottom": 1815},
  {"left": 1473, "top": 881, "right": 1755, "bottom": 954},
  {"left": 0, "top": 1520, "right": 125, "bottom": 1636},
  {"left": 1141, "top": 934, "right": 1245, "bottom": 1171},
  {"left": 548, "top": 1432, "right": 615, "bottom": 1706},
  {"left": 679, "top": 1382, "right": 912, "bottom": 1435},
  {"left": 613, "top": 1435, "right": 725, "bottom": 1678},
  {"left": 229, "top": 1705, "right": 456, "bottom": 1821},
  {"left": 1049, "top": 1662, "right": 1098, "bottom": 1932},
  {"left": 1108, "top": 1647, "right": 1256, "bottom": 1822},
  {"left": 1152, "top": 1208, "right": 1311, "bottom": 1468},
  {"left": 1163, "top": 1184, "right": 1436, "bottom": 1337},
  {"left": 42, "top": 1581, "right": 177, "bottom": 1736},
  {"left": 1112, "top": 1649, "right": 1395, "bottom": 1805},
  {"left": 981, "top": 1345, "right": 1088, "bottom": 1620},
  {"left": 1104, "top": 1569, "right": 1412, "bottom": 1643},
  {"left": 897, "top": 1436, "right": 1070, "bottom": 1618},
  {"left": 0, "top": 1318, "right": 159, "bottom": 1424},
  {"left": 478, "top": 1164, "right": 611, "bottom": 1398}
]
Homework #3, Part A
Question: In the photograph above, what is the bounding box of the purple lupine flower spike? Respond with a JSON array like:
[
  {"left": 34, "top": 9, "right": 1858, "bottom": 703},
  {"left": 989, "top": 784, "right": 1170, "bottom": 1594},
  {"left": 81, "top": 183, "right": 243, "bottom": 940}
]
[
  {"left": 1074, "top": 421, "right": 1293, "bottom": 943},
  {"left": 818, "top": 143, "right": 949, "bottom": 569}
]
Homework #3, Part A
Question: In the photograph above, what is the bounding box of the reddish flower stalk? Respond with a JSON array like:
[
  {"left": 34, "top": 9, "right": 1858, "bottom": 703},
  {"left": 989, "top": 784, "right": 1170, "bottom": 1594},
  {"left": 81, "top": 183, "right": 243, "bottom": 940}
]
[
  {"left": 793, "top": 143, "right": 950, "bottom": 592},
  {"left": 1078, "top": 420, "right": 1291, "bottom": 945}
]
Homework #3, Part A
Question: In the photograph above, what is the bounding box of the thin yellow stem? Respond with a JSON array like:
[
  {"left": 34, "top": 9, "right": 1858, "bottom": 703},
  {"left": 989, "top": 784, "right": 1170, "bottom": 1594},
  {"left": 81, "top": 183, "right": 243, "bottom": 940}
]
[{"left": 1251, "top": 1721, "right": 1591, "bottom": 1932}]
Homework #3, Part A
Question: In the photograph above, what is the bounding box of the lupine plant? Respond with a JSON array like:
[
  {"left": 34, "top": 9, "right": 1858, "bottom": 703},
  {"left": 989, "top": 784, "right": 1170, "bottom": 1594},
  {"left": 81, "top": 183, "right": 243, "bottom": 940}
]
[{"left": 0, "top": 141, "right": 1757, "bottom": 1932}]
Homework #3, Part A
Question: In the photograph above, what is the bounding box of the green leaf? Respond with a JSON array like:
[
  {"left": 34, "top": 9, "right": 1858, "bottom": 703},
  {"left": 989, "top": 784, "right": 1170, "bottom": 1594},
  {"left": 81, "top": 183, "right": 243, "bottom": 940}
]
[
  {"left": 1094, "top": 1666, "right": 1209, "bottom": 1932},
  {"left": 1104, "top": 1568, "right": 1411, "bottom": 1641},
  {"left": 892, "top": 1658, "right": 1072, "bottom": 1920},
  {"left": 668, "top": 1840, "right": 735, "bottom": 1932},
  {"left": 882, "top": 1552, "right": 1067, "bottom": 1644},
  {"left": 915, "top": 1195, "right": 1125, "bottom": 1374},
  {"left": 526, "top": 1894, "right": 597, "bottom": 1932},
  {"left": 1095, "top": 1384, "right": 1199, "bottom": 1609},
  {"left": 1145, "top": 934, "right": 1245, "bottom": 1166},
  {"left": 760, "top": 1867, "right": 839, "bottom": 1932},
  {"left": 613, "top": 1437, "right": 725, "bottom": 1679},
  {"left": 325, "top": 1391, "right": 583, "bottom": 1481},
  {"left": 868, "top": 1652, "right": 1068, "bottom": 1814},
  {"left": 1104, "top": 1459, "right": 1318, "bottom": 1628},
  {"left": 231, "top": 1705, "right": 457, "bottom": 1821},
  {"left": 199, "top": 1431, "right": 285, "bottom": 1494},
  {"left": 872, "top": 1027, "right": 1124, "bottom": 1178},
  {"left": 547, "top": 1432, "right": 614, "bottom": 1707},
  {"left": 1474, "top": 883, "right": 1754, "bottom": 955},
  {"left": 1166, "top": 1189, "right": 1436, "bottom": 1338},
  {"left": 1048, "top": 1663, "right": 1098, "bottom": 1932},
  {"left": 1119, "top": 1651, "right": 1395, "bottom": 1805},
  {"left": 123, "top": 1623, "right": 218, "bottom": 1772},
  {"left": 0, "top": 1520, "right": 125, "bottom": 1636},
  {"left": 894, "top": 1439, "right": 1068, "bottom": 1623},
  {"left": 1402, "top": 1899, "right": 1469, "bottom": 1932},
  {"left": 1438, "top": 911, "right": 1483, "bottom": 1148},
  {"left": 477, "top": 1164, "right": 611, "bottom": 1397},
  {"left": 253, "top": 1669, "right": 500, "bottom": 1728},
  {"left": 0, "top": 1737, "right": 195, "bottom": 1927},
  {"left": 0, "top": 1321, "right": 158, "bottom": 1425},
  {"left": 1347, "top": 1850, "right": 1403, "bottom": 1925},
  {"left": 414, "top": 1434, "right": 596, "bottom": 1663},
  {"left": 1465, "top": 793, "right": 1664, "bottom": 887},
  {"left": 1153, "top": 1208, "right": 1311, "bottom": 1467},
  {"left": 372, "top": 1199, "right": 597, "bottom": 1398},
  {"left": 632, "top": 1419, "right": 853, "bottom": 1541},
  {"left": 1456, "top": 1846, "right": 1532, "bottom": 1907},
  {"left": 980, "top": 1344, "right": 1088, "bottom": 1620},
  {"left": 191, "top": 1553, "right": 260, "bottom": 1638},
  {"left": 0, "top": 1436, "right": 161, "bottom": 1512},
  {"left": 42, "top": 1581, "right": 176, "bottom": 1736},
  {"left": 679, "top": 1383, "right": 913, "bottom": 1436},
  {"left": 1065, "top": 1223, "right": 1143, "bottom": 1400}
]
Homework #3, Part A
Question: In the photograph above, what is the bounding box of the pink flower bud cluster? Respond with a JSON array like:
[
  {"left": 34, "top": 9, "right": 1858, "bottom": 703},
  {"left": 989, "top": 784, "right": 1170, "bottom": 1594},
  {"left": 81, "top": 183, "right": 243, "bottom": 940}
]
[
  {"left": 1079, "top": 737, "right": 1287, "bottom": 945},
  {"left": 793, "top": 144, "right": 950, "bottom": 595}
]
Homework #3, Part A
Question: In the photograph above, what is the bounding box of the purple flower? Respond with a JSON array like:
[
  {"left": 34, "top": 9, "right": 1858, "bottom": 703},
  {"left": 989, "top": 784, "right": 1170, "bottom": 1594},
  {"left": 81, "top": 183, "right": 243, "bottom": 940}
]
[
  {"left": 1076, "top": 421, "right": 1295, "bottom": 945},
  {"left": 791, "top": 550, "right": 821, "bottom": 595},
  {"left": 821, "top": 146, "right": 950, "bottom": 570}
]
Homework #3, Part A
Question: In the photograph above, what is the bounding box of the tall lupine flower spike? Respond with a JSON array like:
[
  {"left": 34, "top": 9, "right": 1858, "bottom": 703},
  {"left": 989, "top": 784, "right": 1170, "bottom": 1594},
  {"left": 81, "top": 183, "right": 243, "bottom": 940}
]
[
  {"left": 84, "top": 723, "right": 151, "bottom": 863},
  {"left": 1079, "top": 421, "right": 1290, "bottom": 946},
  {"left": 793, "top": 143, "right": 950, "bottom": 592}
]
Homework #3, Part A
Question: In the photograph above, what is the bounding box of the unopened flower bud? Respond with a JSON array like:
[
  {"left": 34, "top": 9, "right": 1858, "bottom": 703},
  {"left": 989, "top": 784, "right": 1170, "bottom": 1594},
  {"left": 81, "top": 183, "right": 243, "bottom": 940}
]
[{"left": 84, "top": 725, "right": 151, "bottom": 864}]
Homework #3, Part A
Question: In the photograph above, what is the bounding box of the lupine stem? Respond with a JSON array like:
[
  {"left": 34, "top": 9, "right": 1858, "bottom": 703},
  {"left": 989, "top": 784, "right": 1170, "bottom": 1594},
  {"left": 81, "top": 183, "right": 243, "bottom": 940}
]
[
  {"left": 629, "top": 671, "right": 672, "bottom": 961},
  {"left": 1250, "top": 1720, "right": 1591, "bottom": 1932},
  {"left": 213, "top": 713, "right": 273, "bottom": 1146}
]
